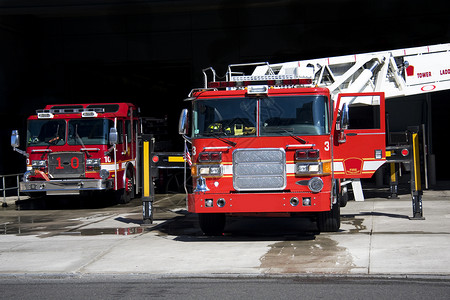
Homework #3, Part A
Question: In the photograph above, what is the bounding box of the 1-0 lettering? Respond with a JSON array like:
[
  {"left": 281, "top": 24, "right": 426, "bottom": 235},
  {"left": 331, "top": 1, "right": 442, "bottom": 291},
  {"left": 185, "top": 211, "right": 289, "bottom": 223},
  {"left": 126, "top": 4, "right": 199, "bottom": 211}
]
[
  {"left": 56, "top": 157, "right": 79, "bottom": 169},
  {"left": 71, "top": 157, "right": 79, "bottom": 169},
  {"left": 56, "top": 157, "right": 64, "bottom": 169}
]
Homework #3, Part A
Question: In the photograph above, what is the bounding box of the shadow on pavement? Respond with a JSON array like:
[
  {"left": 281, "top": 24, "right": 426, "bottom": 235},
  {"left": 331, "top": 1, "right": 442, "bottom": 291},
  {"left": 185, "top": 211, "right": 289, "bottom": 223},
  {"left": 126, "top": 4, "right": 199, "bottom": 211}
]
[{"left": 151, "top": 213, "right": 319, "bottom": 242}]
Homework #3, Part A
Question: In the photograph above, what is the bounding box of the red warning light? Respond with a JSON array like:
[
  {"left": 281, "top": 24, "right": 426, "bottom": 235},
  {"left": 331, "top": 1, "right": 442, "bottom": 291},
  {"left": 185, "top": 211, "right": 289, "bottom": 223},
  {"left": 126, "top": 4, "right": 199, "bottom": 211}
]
[{"left": 406, "top": 65, "right": 414, "bottom": 76}]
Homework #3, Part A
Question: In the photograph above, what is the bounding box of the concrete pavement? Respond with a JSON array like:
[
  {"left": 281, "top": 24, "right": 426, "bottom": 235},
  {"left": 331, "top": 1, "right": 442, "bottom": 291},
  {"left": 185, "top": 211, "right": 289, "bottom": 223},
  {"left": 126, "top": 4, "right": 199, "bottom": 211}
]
[{"left": 0, "top": 187, "right": 449, "bottom": 277}]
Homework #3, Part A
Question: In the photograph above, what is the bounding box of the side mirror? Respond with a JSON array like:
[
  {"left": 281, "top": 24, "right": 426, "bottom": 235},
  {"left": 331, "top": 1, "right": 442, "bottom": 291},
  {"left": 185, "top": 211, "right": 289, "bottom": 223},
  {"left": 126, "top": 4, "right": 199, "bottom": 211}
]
[
  {"left": 178, "top": 109, "right": 189, "bottom": 135},
  {"left": 337, "top": 103, "right": 349, "bottom": 143},
  {"left": 11, "top": 130, "right": 20, "bottom": 148},
  {"left": 109, "top": 128, "right": 118, "bottom": 145},
  {"left": 11, "top": 130, "right": 28, "bottom": 157},
  {"left": 340, "top": 103, "right": 349, "bottom": 130}
]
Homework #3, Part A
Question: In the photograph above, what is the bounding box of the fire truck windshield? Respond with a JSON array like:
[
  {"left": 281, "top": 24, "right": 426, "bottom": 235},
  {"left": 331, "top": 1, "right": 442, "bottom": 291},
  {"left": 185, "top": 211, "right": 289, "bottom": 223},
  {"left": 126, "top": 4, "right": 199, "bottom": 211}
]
[
  {"left": 27, "top": 119, "right": 114, "bottom": 146},
  {"left": 193, "top": 98, "right": 257, "bottom": 137},
  {"left": 68, "top": 119, "right": 113, "bottom": 145},
  {"left": 27, "top": 119, "right": 66, "bottom": 146},
  {"left": 193, "top": 95, "right": 329, "bottom": 137}
]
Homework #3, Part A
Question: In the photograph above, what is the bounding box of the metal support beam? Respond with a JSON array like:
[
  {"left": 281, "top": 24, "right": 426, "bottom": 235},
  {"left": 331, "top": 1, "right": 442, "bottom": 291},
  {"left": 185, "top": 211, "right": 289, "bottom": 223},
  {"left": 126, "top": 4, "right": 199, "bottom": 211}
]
[
  {"left": 388, "top": 162, "right": 400, "bottom": 199},
  {"left": 351, "top": 179, "right": 365, "bottom": 202},
  {"left": 142, "top": 134, "right": 154, "bottom": 224},
  {"left": 409, "top": 126, "right": 425, "bottom": 220}
]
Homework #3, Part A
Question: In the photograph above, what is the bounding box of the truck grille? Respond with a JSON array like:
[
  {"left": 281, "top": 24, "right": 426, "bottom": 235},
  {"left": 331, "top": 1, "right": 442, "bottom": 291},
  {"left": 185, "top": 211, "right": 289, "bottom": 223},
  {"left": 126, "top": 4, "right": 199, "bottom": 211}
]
[
  {"left": 233, "top": 148, "right": 286, "bottom": 191},
  {"left": 48, "top": 152, "right": 85, "bottom": 179}
]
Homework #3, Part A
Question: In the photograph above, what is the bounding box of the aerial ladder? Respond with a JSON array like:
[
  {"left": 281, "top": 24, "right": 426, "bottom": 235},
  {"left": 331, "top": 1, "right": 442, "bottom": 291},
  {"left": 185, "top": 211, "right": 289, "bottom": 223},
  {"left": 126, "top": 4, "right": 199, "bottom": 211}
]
[{"left": 224, "top": 43, "right": 450, "bottom": 218}]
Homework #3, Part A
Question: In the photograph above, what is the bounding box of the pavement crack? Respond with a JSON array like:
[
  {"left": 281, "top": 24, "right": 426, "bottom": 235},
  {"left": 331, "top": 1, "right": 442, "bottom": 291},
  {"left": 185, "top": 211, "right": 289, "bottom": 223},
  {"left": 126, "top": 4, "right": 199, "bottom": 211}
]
[{"left": 74, "top": 238, "right": 127, "bottom": 274}]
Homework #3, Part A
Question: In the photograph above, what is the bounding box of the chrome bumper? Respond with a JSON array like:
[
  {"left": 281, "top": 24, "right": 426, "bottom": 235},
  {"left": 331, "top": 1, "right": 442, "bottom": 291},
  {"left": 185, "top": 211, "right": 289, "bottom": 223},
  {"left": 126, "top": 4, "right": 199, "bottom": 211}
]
[{"left": 20, "top": 178, "right": 114, "bottom": 194}]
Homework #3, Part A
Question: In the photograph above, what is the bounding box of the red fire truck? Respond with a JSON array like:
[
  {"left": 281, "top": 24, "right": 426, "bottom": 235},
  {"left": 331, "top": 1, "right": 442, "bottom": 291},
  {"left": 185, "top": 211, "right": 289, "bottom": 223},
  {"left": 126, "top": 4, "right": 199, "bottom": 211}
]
[
  {"left": 179, "top": 64, "right": 386, "bottom": 235},
  {"left": 11, "top": 103, "right": 140, "bottom": 203}
]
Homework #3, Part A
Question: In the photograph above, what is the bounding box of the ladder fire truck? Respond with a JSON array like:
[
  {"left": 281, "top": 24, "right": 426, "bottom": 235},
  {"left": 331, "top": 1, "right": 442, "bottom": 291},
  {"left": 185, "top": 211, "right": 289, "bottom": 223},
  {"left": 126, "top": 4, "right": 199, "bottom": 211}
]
[
  {"left": 11, "top": 103, "right": 140, "bottom": 203},
  {"left": 178, "top": 43, "right": 450, "bottom": 235}
]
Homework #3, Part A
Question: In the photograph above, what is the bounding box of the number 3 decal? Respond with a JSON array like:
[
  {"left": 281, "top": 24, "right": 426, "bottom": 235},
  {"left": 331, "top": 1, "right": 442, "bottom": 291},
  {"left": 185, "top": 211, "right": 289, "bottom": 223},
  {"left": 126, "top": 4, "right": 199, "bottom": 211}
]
[{"left": 324, "top": 141, "right": 330, "bottom": 151}]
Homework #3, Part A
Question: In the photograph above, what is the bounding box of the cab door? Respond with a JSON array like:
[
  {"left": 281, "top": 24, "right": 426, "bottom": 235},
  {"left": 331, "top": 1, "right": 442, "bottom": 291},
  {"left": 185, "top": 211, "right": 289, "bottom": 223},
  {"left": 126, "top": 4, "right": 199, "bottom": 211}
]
[{"left": 332, "top": 92, "right": 386, "bottom": 178}]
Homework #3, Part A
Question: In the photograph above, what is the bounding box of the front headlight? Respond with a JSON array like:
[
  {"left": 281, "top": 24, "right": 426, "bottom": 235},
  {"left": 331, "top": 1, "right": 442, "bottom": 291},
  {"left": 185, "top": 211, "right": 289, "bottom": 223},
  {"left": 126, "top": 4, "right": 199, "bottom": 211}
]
[
  {"left": 86, "top": 158, "right": 101, "bottom": 171},
  {"left": 296, "top": 162, "right": 322, "bottom": 175},
  {"left": 197, "top": 165, "right": 222, "bottom": 177},
  {"left": 32, "top": 160, "right": 47, "bottom": 169}
]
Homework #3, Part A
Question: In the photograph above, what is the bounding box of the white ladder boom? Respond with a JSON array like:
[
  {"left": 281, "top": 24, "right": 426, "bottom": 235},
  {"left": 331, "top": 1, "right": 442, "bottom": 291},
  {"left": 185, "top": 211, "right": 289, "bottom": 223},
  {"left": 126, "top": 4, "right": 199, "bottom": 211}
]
[{"left": 251, "top": 43, "right": 450, "bottom": 100}]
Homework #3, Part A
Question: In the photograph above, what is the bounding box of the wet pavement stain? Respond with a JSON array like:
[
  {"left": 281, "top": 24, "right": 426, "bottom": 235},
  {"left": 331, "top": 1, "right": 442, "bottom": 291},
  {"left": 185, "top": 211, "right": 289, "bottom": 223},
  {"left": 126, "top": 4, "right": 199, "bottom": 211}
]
[
  {"left": 0, "top": 213, "right": 81, "bottom": 236},
  {"left": 260, "top": 236, "right": 355, "bottom": 274},
  {"left": 341, "top": 216, "right": 367, "bottom": 233},
  {"left": 0, "top": 194, "right": 188, "bottom": 237}
]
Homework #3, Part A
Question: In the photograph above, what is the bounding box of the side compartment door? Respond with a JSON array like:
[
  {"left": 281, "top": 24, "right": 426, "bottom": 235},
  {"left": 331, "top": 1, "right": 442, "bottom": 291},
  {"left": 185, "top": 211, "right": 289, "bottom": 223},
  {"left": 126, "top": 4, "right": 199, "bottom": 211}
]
[{"left": 332, "top": 92, "right": 386, "bottom": 178}]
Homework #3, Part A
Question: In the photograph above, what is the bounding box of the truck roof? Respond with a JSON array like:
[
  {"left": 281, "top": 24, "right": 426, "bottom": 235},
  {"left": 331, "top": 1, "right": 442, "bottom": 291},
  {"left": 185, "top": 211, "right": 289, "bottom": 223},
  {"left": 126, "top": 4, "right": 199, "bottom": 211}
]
[
  {"left": 191, "top": 87, "right": 330, "bottom": 99},
  {"left": 30, "top": 102, "right": 138, "bottom": 120}
]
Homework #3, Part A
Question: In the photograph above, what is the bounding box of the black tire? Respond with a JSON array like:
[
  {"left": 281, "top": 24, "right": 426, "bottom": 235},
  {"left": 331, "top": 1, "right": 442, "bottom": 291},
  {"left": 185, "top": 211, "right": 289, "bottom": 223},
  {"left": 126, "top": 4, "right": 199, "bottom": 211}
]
[
  {"left": 340, "top": 188, "right": 348, "bottom": 207},
  {"left": 116, "top": 168, "right": 134, "bottom": 204},
  {"left": 198, "top": 213, "right": 226, "bottom": 236},
  {"left": 317, "top": 201, "right": 341, "bottom": 232}
]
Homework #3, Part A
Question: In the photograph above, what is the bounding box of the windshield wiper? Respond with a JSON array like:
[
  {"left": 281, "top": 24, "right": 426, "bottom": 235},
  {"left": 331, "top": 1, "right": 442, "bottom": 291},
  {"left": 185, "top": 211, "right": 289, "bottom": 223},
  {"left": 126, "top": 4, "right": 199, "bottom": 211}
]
[
  {"left": 287, "top": 132, "right": 307, "bottom": 144},
  {"left": 204, "top": 133, "right": 237, "bottom": 147},
  {"left": 279, "top": 128, "right": 307, "bottom": 144}
]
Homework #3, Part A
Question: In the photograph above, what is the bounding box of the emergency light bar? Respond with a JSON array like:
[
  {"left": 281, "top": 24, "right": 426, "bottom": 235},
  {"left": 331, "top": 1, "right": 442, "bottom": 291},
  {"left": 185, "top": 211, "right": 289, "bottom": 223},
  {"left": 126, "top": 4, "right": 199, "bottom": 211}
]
[
  {"left": 208, "top": 77, "right": 313, "bottom": 89},
  {"left": 36, "top": 107, "right": 105, "bottom": 116}
]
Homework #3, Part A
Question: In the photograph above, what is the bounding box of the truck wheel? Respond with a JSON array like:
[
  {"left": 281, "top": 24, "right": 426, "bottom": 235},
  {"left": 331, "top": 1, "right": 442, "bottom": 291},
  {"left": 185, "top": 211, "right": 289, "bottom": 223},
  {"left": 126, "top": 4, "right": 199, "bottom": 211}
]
[
  {"left": 198, "top": 213, "right": 226, "bottom": 236},
  {"left": 340, "top": 188, "right": 348, "bottom": 207},
  {"left": 317, "top": 201, "right": 340, "bottom": 232},
  {"left": 116, "top": 168, "right": 134, "bottom": 204}
]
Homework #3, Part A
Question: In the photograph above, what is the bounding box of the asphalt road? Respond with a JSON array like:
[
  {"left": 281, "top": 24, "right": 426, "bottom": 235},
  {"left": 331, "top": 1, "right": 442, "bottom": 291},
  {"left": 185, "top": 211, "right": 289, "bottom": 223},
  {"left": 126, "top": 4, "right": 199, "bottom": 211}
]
[
  {"left": 1, "top": 185, "right": 450, "bottom": 277},
  {"left": 1, "top": 275, "right": 449, "bottom": 300}
]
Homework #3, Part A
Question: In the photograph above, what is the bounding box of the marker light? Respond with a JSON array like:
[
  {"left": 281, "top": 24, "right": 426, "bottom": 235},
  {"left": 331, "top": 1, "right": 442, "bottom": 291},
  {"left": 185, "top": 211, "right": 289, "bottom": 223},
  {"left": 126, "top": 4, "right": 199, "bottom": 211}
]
[
  {"left": 37, "top": 112, "right": 54, "bottom": 119},
  {"left": 247, "top": 85, "right": 269, "bottom": 95},
  {"left": 198, "top": 152, "right": 222, "bottom": 162},
  {"left": 308, "top": 149, "right": 319, "bottom": 159},
  {"left": 375, "top": 149, "right": 383, "bottom": 159},
  {"left": 295, "top": 149, "right": 320, "bottom": 160},
  {"left": 302, "top": 197, "right": 312, "bottom": 206},
  {"left": 205, "top": 199, "right": 214, "bottom": 207},
  {"left": 82, "top": 111, "right": 98, "bottom": 118}
]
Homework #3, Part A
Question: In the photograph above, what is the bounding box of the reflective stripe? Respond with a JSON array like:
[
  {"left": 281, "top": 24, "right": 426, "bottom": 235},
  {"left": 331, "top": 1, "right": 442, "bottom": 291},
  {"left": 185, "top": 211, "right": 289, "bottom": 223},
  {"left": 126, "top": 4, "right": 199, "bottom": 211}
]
[{"left": 334, "top": 160, "right": 384, "bottom": 172}]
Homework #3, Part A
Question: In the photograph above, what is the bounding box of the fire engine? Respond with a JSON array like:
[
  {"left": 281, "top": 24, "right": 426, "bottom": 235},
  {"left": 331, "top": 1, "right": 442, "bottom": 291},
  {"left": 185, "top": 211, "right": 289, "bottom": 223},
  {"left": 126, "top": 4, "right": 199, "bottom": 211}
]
[
  {"left": 179, "top": 43, "right": 450, "bottom": 235},
  {"left": 11, "top": 103, "right": 140, "bottom": 203}
]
